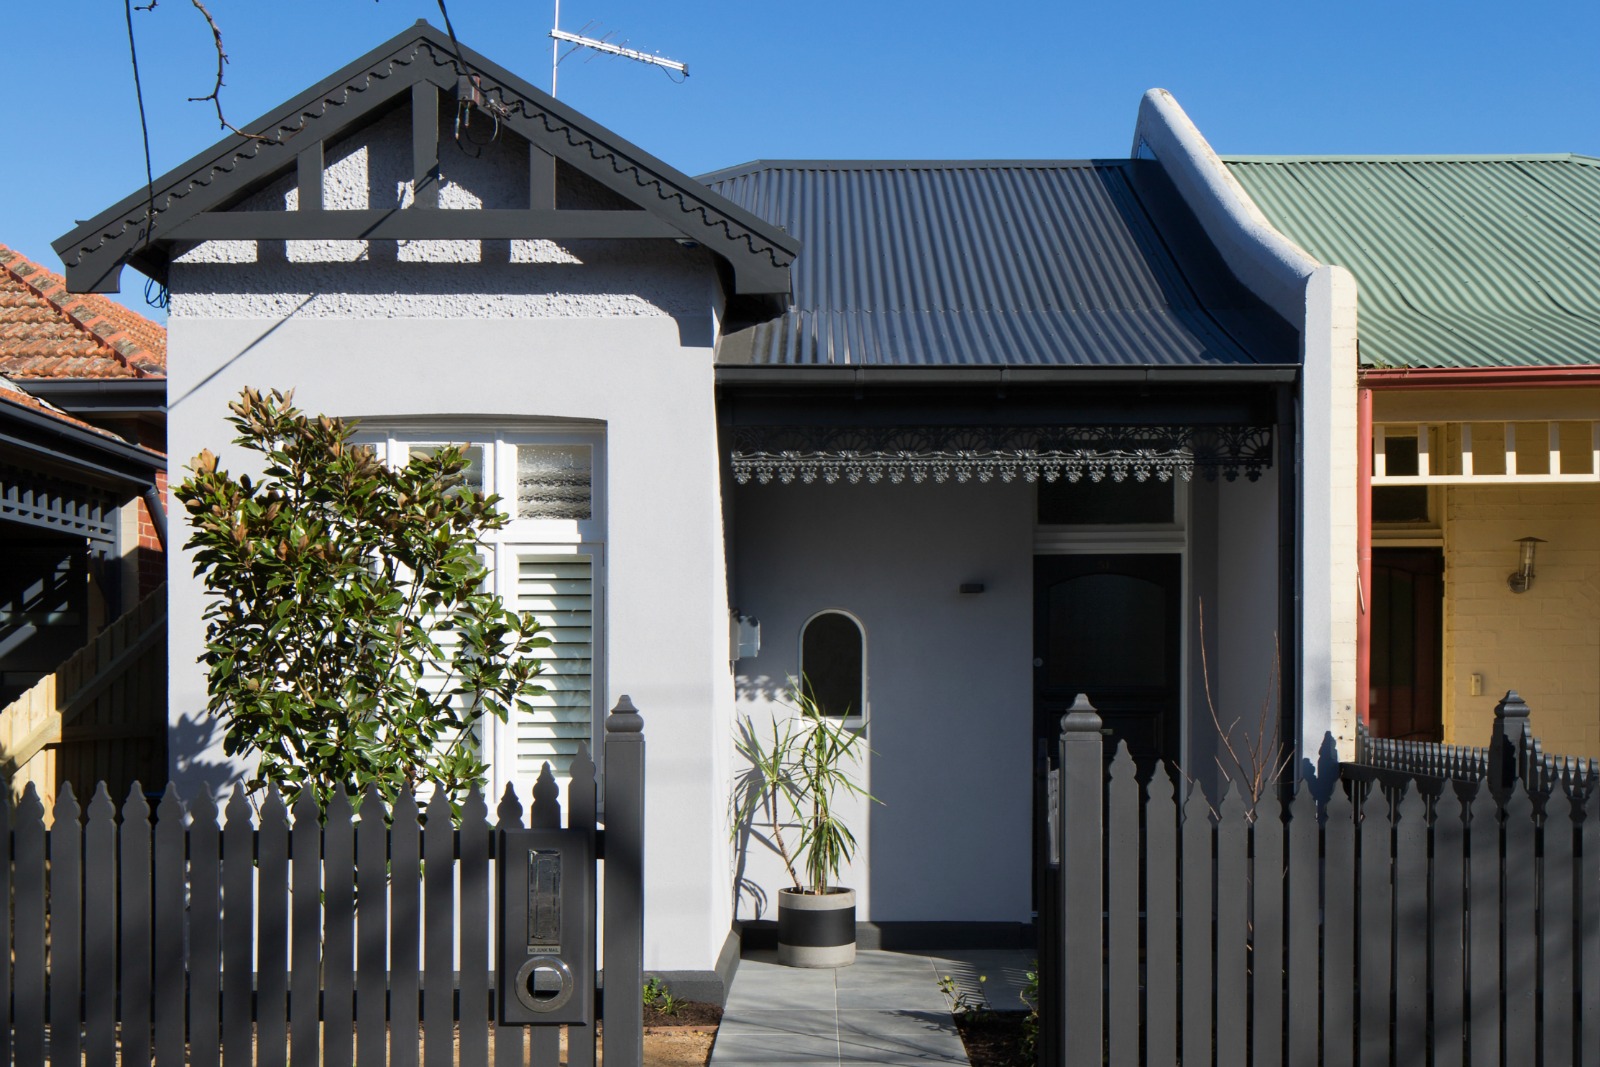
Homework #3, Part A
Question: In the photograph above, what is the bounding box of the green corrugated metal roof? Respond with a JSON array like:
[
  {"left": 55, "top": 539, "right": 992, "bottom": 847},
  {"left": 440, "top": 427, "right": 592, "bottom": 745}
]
[{"left": 1224, "top": 154, "right": 1600, "bottom": 369}]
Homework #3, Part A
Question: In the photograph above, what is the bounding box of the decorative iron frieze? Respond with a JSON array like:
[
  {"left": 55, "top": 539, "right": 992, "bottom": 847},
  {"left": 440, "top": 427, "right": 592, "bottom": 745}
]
[{"left": 729, "top": 424, "right": 1272, "bottom": 486}]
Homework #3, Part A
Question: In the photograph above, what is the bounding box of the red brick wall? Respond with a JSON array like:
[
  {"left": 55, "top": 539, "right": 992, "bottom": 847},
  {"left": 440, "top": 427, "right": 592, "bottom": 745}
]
[{"left": 135, "top": 467, "right": 167, "bottom": 598}]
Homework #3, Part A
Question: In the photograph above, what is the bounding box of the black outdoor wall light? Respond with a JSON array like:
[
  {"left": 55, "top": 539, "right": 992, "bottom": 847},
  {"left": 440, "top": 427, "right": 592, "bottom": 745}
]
[{"left": 1507, "top": 536, "right": 1546, "bottom": 594}]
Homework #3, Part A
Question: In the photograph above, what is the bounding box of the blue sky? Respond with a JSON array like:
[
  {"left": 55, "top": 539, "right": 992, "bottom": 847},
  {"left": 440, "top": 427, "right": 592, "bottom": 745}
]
[{"left": 5, "top": 0, "right": 1598, "bottom": 316}]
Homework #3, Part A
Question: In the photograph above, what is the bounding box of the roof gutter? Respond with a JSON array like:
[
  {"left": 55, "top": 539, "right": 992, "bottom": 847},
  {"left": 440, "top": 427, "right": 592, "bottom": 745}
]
[
  {"left": 21, "top": 378, "right": 167, "bottom": 416},
  {"left": 0, "top": 398, "right": 167, "bottom": 504},
  {"left": 1361, "top": 366, "right": 1600, "bottom": 389},
  {"left": 0, "top": 398, "right": 168, "bottom": 550},
  {"left": 715, "top": 365, "right": 1299, "bottom": 388}
]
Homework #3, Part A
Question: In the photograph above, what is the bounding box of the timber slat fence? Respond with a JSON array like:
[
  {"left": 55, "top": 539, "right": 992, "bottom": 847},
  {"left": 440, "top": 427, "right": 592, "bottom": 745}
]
[
  {"left": 1, "top": 698, "right": 645, "bottom": 1067},
  {"left": 1043, "top": 696, "right": 1600, "bottom": 1067},
  {"left": 0, "top": 583, "right": 167, "bottom": 813}
]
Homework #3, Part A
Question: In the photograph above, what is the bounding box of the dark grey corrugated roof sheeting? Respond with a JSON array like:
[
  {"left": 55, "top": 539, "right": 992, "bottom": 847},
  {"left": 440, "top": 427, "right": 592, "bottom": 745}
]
[{"left": 701, "top": 160, "right": 1297, "bottom": 368}]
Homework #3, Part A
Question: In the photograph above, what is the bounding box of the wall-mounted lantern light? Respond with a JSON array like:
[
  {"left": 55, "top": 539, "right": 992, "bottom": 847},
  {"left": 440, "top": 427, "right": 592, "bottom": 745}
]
[{"left": 1507, "top": 536, "right": 1546, "bottom": 594}]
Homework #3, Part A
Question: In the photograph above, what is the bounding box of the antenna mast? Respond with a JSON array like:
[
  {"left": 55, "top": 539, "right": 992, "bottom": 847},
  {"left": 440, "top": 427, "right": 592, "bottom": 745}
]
[{"left": 550, "top": 1, "right": 687, "bottom": 98}]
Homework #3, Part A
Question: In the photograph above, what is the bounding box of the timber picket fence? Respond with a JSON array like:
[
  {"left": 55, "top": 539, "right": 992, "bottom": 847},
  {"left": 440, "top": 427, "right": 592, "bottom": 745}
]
[
  {"left": 1043, "top": 696, "right": 1600, "bottom": 1067},
  {"left": 0, "top": 696, "right": 646, "bottom": 1067}
]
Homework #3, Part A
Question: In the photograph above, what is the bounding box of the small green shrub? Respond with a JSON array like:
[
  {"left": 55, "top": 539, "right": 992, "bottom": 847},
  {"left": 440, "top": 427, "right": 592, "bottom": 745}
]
[
  {"left": 1020, "top": 962, "right": 1040, "bottom": 1060},
  {"left": 938, "top": 973, "right": 990, "bottom": 1021},
  {"left": 175, "top": 388, "right": 548, "bottom": 808},
  {"left": 642, "top": 976, "right": 679, "bottom": 1016}
]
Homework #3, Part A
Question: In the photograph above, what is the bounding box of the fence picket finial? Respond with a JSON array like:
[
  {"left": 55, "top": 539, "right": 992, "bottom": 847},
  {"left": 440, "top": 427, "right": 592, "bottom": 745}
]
[
  {"left": 497, "top": 781, "right": 523, "bottom": 827},
  {"left": 1109, "top": 740, "right": 1136, "bottom": 786},
  {"left": 608, "top": 694, "right": 644, "bottom": 734},
  {"left": 89, "top": 780, "right": 117, "bottom": 822},
  {"left": 158, "top": 785, "right": 184, "bottom": 824},
  {"left": 531, "top": 761, "right": 561, "bottom": 826},
  {"left": 1061, "top": 692, "right": 1101, "bottom": 737},
  {"left": 224, "top": 783, "right": 253, "bottom": 827},
  {"left": 461, "top": 783, "right": 488, "bottom": 825},
  {"left": 54, "top": 780, "right": 80, "bottom": 824},
  {"left": 290, "top": 782, "right": 319, "bottom": 825},
  {"left": 17, "top": 780, "right": 42, "bottom": 821},
  {"left": 260, "top": 783, "right": 288, "bottom": 825},
  {"left": 122, "top": 781, "right": 152, "bottom": 828}
]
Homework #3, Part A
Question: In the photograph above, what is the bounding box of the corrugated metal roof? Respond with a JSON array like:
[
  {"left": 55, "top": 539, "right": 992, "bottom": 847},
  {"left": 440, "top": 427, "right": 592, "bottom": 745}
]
[
  {"left": 701, "top": 160, "right": 1295, "bottom": 367},
  {"left": 1225, "top": 155, "right": 1600, "bottom": 370}
]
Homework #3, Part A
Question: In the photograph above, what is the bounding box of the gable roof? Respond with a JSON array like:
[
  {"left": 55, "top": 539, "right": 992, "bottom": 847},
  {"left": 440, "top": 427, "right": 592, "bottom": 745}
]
[
  {"left": 1225, "top": 154, "right": 1600, "bottom": 370},
  {"left": 0, "top": 244, "right": 166, "bottom": 379},
  {"left": 55, "top": 22, "right": 798, "bottom": 297},
  {"left": 701, "top": 159, "right": 1296, "bottom": 368}
]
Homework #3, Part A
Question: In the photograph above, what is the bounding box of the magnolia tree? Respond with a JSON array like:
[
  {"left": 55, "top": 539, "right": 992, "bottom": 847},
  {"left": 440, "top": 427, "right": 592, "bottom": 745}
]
[{"left": 175, "top": 388, "right": 548, "bottom": 806}]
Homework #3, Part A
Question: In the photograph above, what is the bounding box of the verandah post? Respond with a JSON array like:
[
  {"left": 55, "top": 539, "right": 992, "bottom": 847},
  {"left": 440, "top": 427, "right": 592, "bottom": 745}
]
[
  {"left": 603, "top": 696, "right": 646, "bottom": 1067},
  {"left": 1059, "top": 693, "right": 1105, "bottom": 1067}
]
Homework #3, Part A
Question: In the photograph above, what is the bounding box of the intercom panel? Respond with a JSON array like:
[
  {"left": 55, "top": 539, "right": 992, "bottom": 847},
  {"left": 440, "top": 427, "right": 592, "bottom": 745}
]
[{"left": 496, "top": 828, "right": 594, "bottom": 1026}]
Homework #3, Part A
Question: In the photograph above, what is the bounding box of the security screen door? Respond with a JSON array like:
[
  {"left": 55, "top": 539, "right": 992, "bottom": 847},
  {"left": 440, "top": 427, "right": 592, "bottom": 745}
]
[{"left": 1033, "top": 553, "right": 1182, "bottom": 765}]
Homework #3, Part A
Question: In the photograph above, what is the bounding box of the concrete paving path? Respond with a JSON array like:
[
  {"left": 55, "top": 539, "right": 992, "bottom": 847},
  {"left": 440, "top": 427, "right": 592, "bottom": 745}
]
[{"left": 709, "top": 948, "right": 1034, "bottom": 1066}]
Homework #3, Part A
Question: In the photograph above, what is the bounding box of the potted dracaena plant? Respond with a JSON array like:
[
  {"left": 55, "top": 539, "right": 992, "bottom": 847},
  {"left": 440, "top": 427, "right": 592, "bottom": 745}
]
[{"left": 732, "top": 682, "right": 878, "bottom": 967}]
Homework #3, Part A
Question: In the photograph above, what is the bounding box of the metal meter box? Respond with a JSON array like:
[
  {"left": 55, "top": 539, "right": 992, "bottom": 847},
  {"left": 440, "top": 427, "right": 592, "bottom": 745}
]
[{"left": 496, "top": 828, "right": 594, "bottom": 1026}]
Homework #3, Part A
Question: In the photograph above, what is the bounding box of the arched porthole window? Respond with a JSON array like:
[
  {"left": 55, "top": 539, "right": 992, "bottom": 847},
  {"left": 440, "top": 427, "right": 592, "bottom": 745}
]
[{"left": 799, "top": 611, "right": 866, "bottom": 723}]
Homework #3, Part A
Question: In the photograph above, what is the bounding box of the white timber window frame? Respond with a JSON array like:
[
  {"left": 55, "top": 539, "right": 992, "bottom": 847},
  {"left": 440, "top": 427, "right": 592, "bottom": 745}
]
[{"left": 353, "top": 423, "right": 606, "bottom": 799}]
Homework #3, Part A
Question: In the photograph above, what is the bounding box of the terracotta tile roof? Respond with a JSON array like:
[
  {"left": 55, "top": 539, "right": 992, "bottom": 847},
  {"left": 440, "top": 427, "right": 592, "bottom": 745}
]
[{"left": 0, "top": 243, "right": 166, "bottom": 380}]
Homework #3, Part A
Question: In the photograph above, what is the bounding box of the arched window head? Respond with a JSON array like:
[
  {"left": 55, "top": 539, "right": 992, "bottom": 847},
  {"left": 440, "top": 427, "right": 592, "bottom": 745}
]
[{"left": 800, "top": 611, "right": 865, "bottom": 723}]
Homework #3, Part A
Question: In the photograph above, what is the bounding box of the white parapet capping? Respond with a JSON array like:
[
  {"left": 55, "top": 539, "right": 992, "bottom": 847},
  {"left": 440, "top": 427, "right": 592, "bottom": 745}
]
[
  {"left": 1301, "top": 265, "right": 1360, "bottom": 760},
  {"left": 1131, "top": 88, "right": 1360, "bottom": 761},
  {"left": 1130, "top": 89, "right": 1321, "bottom": 323}
]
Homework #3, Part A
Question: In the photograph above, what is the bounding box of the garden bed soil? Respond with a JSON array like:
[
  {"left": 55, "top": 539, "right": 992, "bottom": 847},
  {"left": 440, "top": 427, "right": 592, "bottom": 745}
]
[
  {"left": 638, "top": 1025, "right": 716, "bottom": 1067},
  {"left": 638, "top": 999, "right": 722, "bottom": 1066},
  {"left": 643, "top": 1000, "right": 723, "bottom": 1029},
  {"left": 953, "top": 1011, "right": 1032, "bottom": 1067}
]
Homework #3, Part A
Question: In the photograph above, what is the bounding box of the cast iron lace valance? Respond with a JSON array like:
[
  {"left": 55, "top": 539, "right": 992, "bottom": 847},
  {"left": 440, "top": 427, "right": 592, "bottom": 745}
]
[{"left": 729, "top": 425, "right": 1273, "bottom": 486}]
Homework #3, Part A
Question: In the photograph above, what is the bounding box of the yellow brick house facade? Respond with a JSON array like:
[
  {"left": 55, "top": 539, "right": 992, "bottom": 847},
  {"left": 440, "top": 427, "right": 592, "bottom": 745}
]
[{"left": 1227, "top": 156, "right": 1600, "bottom": 758}]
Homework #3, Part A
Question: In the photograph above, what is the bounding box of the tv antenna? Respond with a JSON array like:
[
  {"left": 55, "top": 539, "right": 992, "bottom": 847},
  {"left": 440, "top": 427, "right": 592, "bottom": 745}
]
[{"left": 550, "top": 1, "right": 688, "bottom": 98}]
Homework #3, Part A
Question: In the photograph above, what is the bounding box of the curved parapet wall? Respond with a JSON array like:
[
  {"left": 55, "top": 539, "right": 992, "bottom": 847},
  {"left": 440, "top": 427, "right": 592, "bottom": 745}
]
[
  {"left": 1131, "top": 88, "right": 1360, "bottom": 761},
  {"left": 1132, "top": 89, "right": 1320, "bottom": 324}
]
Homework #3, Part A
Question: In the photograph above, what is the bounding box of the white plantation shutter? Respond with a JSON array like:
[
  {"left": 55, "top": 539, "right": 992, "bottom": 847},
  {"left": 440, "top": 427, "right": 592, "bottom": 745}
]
[{"left": 510, "top": 552, "right": 597, "bottom": 780}]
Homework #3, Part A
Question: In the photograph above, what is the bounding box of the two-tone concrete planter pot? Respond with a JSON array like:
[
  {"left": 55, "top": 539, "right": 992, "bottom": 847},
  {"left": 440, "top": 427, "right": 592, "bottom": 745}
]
[{"left": 777, "top": 887, "right": 856, "bottom": 967}]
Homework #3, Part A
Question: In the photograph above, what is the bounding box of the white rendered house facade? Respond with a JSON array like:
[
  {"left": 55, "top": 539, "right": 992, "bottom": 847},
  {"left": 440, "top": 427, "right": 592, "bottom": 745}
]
[{"left": 59, "top": 26, "right": 1355, "bottom": 993}]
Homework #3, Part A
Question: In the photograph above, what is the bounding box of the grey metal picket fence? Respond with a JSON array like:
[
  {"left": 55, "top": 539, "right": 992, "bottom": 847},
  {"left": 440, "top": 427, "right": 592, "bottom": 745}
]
[
  {"left": 1044, "top": 696, "right": 1600, "bottom": 1067},
  {"left": 1, "top": 696, "right": 646, "bottom": 1067}
]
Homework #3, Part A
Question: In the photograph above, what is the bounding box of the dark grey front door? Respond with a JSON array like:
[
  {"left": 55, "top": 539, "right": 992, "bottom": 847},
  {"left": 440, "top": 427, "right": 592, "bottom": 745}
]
[{"left": 1033, "top": 553, "right": 1182, "bottom": 764}]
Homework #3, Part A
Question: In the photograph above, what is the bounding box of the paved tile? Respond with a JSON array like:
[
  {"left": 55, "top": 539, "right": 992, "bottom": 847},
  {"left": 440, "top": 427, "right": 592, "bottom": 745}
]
[
  {"left": 709, "top": 1008, "right": 838, "bottom": 1066},
  {"left": 835, "top": 955, "right": 945, "bottom": 1012},
  {"left": 711, "top": 950, "right": 982, "bottom": 1066},
  {"left": 724, "top": 958, "right": 839, "bottom": 1012},
  {"left": 720, "top": 1008, "right": 840, "bottom": 1038},
  {"left": 837, "top": 1010, "right": 968, "bottom": 1064},
  {"left": 928, "top": 949, "right": 1036, "bottom": 1012}
]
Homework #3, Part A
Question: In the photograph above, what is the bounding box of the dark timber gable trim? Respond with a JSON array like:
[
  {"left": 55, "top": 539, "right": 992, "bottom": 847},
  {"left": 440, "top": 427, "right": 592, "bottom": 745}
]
[{"left": 55, "top": 22, "right": 799, "bottom": 297}]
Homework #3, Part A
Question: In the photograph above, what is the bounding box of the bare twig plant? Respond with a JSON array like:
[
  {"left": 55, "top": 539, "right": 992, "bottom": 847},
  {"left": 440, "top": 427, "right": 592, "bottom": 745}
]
[{"left": 1190, "top": 601, "right": 1292, "bottom": 820}]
